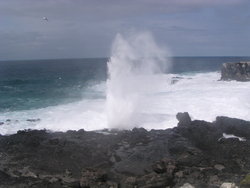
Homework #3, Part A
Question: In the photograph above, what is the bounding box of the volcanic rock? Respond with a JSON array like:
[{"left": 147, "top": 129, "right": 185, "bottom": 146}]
[
  {"left": 221, "top": 62, "right": 250, "bottom": 81},
  {"left": 0, "top": 114, "right": 250, "bottom": 187},
  {"left": 176, "top": 112, "right": 192, "bottom": 126}
]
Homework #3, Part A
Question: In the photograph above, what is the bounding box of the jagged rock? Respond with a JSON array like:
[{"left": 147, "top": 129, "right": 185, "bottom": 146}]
[
  {"left": 137, "top": 172, "right": 173, "bottom": 187},
  {"left": 123, "top": 176, "right": 137, "bottom": 187},
  {"left": 79, "top": 168, "right": 118, "bottom": 188},
  {"left": 221, "top": 62, "right": 250, "bottom": 81},
  {"left": 0, "top": 114, "right": 250, "bottom": 187},
  {"left": 80, "top": 168, "right": 108, "bottom": 187},
  {"left": 176, "top": 112, "right": 191, "bottom": 126},
  {"left": 152, "top": 158, "right": 176, "bottom": 178},
  {"left": 207, "top": 175, "right": 223, "bottom": 187},
  {"left": 215, "top": 116, "right": 250, "bottom": 139}
]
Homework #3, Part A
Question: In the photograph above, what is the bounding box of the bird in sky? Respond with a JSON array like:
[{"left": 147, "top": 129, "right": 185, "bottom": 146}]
[{"left": 43, "top": 17, "right": 48, "bottom": 21}]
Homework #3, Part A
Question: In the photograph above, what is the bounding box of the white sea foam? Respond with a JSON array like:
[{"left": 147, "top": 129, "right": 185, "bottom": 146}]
[
  {"left": 0, "top": 71, "right": 250, "bottom": 135},
  {"left": 106, "top": 32, "right": 171, "bottom": 129},
  {"left": 218, "top": 133, "right": 246, "bottom": 141}
]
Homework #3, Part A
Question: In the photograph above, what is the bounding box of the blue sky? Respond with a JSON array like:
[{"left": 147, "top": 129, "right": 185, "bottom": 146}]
[{"left": 0, "top": 0, "right": 250, "bottom": 60}]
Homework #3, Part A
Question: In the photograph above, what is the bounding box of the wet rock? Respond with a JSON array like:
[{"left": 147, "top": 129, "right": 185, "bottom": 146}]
[
  {"left": 0, "top": 122, "right": 4, "bottom": 126},
  {"left": 215, "top": 116, "right": 250, "bottom": 139},
  {"left": 221, "top": 62, "right": 250, "bottom": 81},
  {"left": 171, "top": 77, "right": 182, "bottom": 84},
  {"left": 26, "top": 118, "right": 41, "bottom": 122},
  {"left": 171, "top": 79, "right": 179, "bottom": 84}
]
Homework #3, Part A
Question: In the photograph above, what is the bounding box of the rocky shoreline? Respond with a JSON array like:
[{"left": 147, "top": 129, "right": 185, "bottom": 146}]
[
  {"left": 221, "top": 62, "right": 250, "bottom": 81},
  {"left": 1, "top": 113, "right": 250, "bottom": 188}
]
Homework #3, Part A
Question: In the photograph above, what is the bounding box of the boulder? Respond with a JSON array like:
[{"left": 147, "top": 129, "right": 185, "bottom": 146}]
[
  {"left": 176, "top": 112, "right": 191, "bottom": 127},
  {"left": 221, "top": 62, "right": 250, "bottom": 81}
]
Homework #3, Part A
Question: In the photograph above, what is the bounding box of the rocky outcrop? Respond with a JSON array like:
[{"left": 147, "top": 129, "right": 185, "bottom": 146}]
[
  {"left": 0, "top": 113, "right": 250, "bottom": 187},
  {"left": 221, "top": 62, "right": 250, "bottom": 81}
]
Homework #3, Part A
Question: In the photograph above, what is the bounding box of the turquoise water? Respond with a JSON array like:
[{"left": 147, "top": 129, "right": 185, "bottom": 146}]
[
  {"left": 0, "top": 58, "right": 107, "bottom": 112},
  {"left": 1, "top": 56, "right": 250, "bottom": 134},
  {"left": 0, "top": 57, "right": 250, "bottom": 112}
]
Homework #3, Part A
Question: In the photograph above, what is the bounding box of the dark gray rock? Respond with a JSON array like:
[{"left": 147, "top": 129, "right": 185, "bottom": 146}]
[
  {"left": 0, "top": 114, "right": 250, "bottom": 187},
  {"left": 26, "top": 118, "right": 41, "bottom": 122},
  {"left": 80, "top": 168, "right": 112, "bottom": 188},
  {"left": 221, "top": 62, "right": 250, "bottom": 81},
  {"left": 176, "top": 112, "right": 192, "bottom": 126},
  {"left": 215, "top": 116, "right": 250, "bottom": 139}
]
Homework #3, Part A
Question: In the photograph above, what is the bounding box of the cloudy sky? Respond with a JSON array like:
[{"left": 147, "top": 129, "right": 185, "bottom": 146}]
[{"left": 0, "top": 0, "right": 250, "bottom": 60}]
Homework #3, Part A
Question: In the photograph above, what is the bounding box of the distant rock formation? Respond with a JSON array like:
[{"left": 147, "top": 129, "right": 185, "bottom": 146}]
[{"left": 221, "top": 62, "right": 250, "bottom": 81}]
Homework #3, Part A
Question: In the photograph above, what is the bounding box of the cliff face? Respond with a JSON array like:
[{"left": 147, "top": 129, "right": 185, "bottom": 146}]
[{"left": 221, "top": 62, "right": 250, "bottom": 81}]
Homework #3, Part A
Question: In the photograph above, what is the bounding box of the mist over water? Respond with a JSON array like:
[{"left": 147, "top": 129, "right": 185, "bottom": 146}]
[{"left": 106, "top": 32, "right": 171, "bottom": 128}]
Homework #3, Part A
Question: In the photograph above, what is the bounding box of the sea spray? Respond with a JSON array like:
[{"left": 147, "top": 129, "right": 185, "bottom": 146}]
[{"left": 106, "top": 32, "right": 171, "bottom": 129}]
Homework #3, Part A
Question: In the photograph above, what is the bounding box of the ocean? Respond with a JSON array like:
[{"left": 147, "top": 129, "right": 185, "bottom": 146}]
[{"left": 0, "top": 56, "right": 250, "bottom": 134}]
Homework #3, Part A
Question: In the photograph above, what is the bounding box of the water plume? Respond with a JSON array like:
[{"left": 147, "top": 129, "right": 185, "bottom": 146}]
[{"left": 106, "top": 32, "right": 171, "bottom": 129}]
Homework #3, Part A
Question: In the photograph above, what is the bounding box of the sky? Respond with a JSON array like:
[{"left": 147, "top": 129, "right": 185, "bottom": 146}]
[{"left": 0, "top": 0, "right": 250, "bottom": 60}]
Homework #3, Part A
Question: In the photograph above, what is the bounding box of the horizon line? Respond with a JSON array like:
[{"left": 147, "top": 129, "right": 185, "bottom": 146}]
[{"left": 1, "top": 56, "right": 250, "bottom": 62}]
